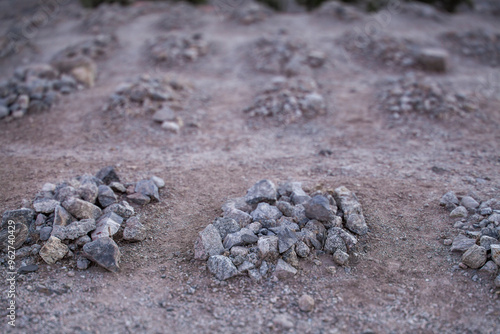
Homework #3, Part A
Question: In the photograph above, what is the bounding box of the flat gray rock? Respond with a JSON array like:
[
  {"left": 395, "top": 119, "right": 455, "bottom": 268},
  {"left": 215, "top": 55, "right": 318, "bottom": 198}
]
[
  {"left": 62, "top": 197, "right": 102, "bottom": 220},
  {"left": 461, "top": 244, "right": 487, "bottom": 269},
  {"left": 83, "top": 237, "right": 121, "bottom": 272},
  {"left": 274, "top": 258, "right": 297, "bottom": 279},
  {"left": 450, "top": 234, "right": 477, "bottom": 252},
  {"left": 251, "top": 202, "right": 283, "bottom": 221},
  {"left": 52, "top": 218, "right": 96, "bottom": 240},
  {"left": 135, "top": 179, "right": 160, "bottom": 202},
  {"left": 207, "top": 255, "right": 238, "bottom": 280}
]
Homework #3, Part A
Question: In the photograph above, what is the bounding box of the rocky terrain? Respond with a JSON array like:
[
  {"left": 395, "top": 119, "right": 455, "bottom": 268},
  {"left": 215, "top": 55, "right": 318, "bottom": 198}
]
[{"left": 0, "top": 0, "right": 499, "bottom": 333}]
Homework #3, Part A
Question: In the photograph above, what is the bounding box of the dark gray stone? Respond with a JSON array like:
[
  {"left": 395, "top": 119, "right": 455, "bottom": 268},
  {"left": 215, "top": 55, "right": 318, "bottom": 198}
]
[
  {"left": 295, "top": 240, "right": 310, "bottom": 258},
  {"left": 103, "top": 201, "right": 135, "bottom": 218},
  {"left": 213, "top": 217, "right": 240, "bottom": 239},
  {"left": 274, "top": 259, "right": 297, "bottom": 279},
  {"left": 440, "top": 192, "right": 459, "bottom": 210},
  {"left": 194, "top": 224, "right": 224, "bottom": 260},
  {"left": 62, "top": 198, "right": 102, "bottom": 220},
  {"left": 275, "top": 227, "right": 298, "bottom": 253},
  {"left": 17, "top": 264, "right": 39, "bottom": 274},
  {"left": 223, "top": 228, "right": 258, "bottom": 249},
  {"left": 91, "top": 212, "right": 123, "bottom": 240},
  {"left": 1, "top": 208, "right": 35, "bottom": 228},
  {"left": 127, "top": 193, "right": 151, "bottom": 206},
  {"left": 461, "top": 244, "right": 487, "bottom": 269},
  {"left": 78, "top": 178, "right": 99, "bottom": 203},
  {"left": 76, "top": 235, "right": 92, "bottom": 247},
  {"left": 135, "top": 179, "right": 160, "bottom": 202},
  {"left": 76, "top": 257, "right": 90, "bottom": 270},
  {"left": 303, "top": 195, "right": 336, "bottom": 222},
  {"left": 95, "top": 166, "right": 120, "bottom": 185},
  {"left": 54, "top": 185, "right": 78, "bottom": 203},
  {"left": 450, "top": 234, "right": 477, "bottom": 252},
  {"left": 0, "top": 220, "right": 29, "bottom": 250},
  {"left": 223, "top": 208, "right": 252, "bottom": 227},
  {"left": 480, "top": 235, "right": 499, "bottom": 251},
  {"left": 245, "top": 179, "right": 277, "bottom": 204},
  {"left": 83, "top": 237, "right": 121, "bottom": 272},
  {"left": 333, "top": 249, "right": 349, "bottom": 266},
  {"left": 324, "top": 228, "right": 347, "bottom": 254},
  {"left": 461, "top": 196, "right": 479, "bottom": 212},
  {"left": 97, "top": 185, "right": 118, "bottom": 208},
  {"left": 257, "top": 235, "right": 279, "bottom": 260},
  {"left": 109, "top": 182, "right": 127, "bottom": 193},
  {"left": 123, "top": 216, "right": 147, "bottom": 242},
  {"left": 39, "top": 226, "right": 52, "bottom": 241},
  {"left": 251, "top": 203, "right": 283, "bottom": 221},
  {"left": 282, "top": 247, "right": 299, "bottom": 267},
  {"left": 33, "top": 199, "right": 59, "bottom": 214},
  {"left": 207, "top": 255, "right": 238, "bottom": 280},
  {"left": 276, "top": 201, "right": 294, "bottom": 217},
  {"left": 51, "top": 218, "right": 96, "bottom": 240},
  {"left": 53, "top": 205, "right": 76, "bottom": 226}
]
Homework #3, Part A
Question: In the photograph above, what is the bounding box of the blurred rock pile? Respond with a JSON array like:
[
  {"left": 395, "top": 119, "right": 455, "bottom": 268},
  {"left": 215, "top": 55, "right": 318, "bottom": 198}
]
[
  {"left": 148, "top": 33, "right": 210, "bottom": 67},
  {"left": 229, "top": 1, "right": 274, "bottom": 25},
  {"left": 441, "top": 29, "right": 500, "bottom": 67}
]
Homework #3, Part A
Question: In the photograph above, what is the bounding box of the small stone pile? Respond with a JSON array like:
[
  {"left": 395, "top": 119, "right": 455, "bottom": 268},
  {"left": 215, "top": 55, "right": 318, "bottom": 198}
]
[
  {"left": 440, "top": 192, "right": 500, "bottom": 288},
  {"left": 244, "top": 76, "right": 326, "bottom": 125},
  {"left": 378, "top": 73, "right": 477, "bottom": 119},
  {"left": 229, "top": 1, "right": 274, "bottom": 25},
  {"left": 81, "top": 3, "right": 138, "bottom": 34},
  {"left": 440, "top": 29, "right": 500, "bottom": 67},
  {"left": 148, "top": 33, "right": 210, "bottom": 67},
  {"left": 341, "top": 33, "right": 448, "bottom": 72},
  {"left": 105, "top": 74, "right": 192, "bottom": 132},
  {"left": 158, "top": 2, "right": 205, "bottom": 31},
  {"left": 0, "top": 64, "right": 80, "bottom": 120},
  {"left": 315, "top": 1, "right": 364, "bottom": 21},
  {"left": 247, "top": 34, "right": 325, "bottom": 76},
  {"left": 399, "top": 2, "right": 445, "bottom": 21},
  {"left": 0, "top": 166, "right": 165, "bottom": 273},
  {"left": 51, "top": 34, "right": 118, "bottom": 88},
  {"left": 195, "top": 179, "right": 368, "bottom": 281}
]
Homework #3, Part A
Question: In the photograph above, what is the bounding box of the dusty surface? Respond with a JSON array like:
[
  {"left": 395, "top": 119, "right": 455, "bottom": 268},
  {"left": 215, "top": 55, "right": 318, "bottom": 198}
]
[{"left": 0, "top": 1, "right": 499, "bottom": 333}]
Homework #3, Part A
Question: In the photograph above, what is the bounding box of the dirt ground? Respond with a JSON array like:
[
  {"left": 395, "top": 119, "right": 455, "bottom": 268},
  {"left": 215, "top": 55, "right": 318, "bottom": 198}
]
[{"left": 0, "top": 0, "right": 499, "bottom": 333}]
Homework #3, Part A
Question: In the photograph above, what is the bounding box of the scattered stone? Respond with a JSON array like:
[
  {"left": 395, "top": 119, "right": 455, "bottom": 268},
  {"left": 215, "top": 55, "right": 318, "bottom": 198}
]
[
  {"left": 39, "top": 226, "right": 52, "bottom": 241},
  {"left": 213, "top": 217, "right": 240, "bottom": 239},
  {"left": 39, "top": 236, "right": 69, "bottom": 264},
  {"left": 298, "top": 294, "right": 315, "bottom": 312},
  {"left": 97, "top": 185, "right": 117, "bottom": 208},
  {"left": 207, "top": 255, "right": 238, "bottom": 281},
  {"left": 79, "top": 178, "right": 99, "bottom": 203},
  {"left": 450, "top": 234, "right": 477, "bottom": 252},
  {"left": 282, "top": 247, "right": 299, "bottom": 267},
  {"left": 324, "top": 229, "right": 347, "bottom": 254},
  {"left": 194, "top": 224, "right": 225, "bottom": 260},
  {"left": 127, "top": 193, "right": 151, "bottom": 206},
  {"left": 76, "top": 257, "right": 90, "bottom": 270},
  {"left": 295, "top": 240, "right": 310, "bottom": 258},
  {"left": 223, "top": 208, "right": 253, "bottom": 227},
  {"left": 1, "top": 208, "right": 35, "bottom": 228},
  {"left": 135, "top": 179, "right": 160, "bottom": 202},
  {"left": 479, "top": 261, "right": 498, "bottom": 277},
  {"left": 333, "top": 249, "right": 350, "bottom": 266},
  {"left": 461, "top": 196, "right": 480, "bottom": 212},
  {"left": 251, "top": 203, "right": 282, "bottom": 222},
  {"left": 443, "top": 238, "right": 452, "bottom": 246},
  {"left": 0, "top": 220, "right": 29, "bottom": 250},
  {"left": 272, "top": 314, "right": 294, "bottom": 330},
  {"left": 53, "top": 205, "right": 75, "bottom": 226},
  {"left": 274, "top": 258, "right": 297, "bottom": 279},
  {"left": 223, "top": 228, "right": 258, "bottom": 249},
  {"left": 83, "top": 237, "right": 121, "bottom": 272},
  {"left": 480, "top": 235, "right": 499, "bottom": 251},
  {"left": 462, "top": 245, "right": 487, "bottom": 269},
  {"left": 440, "top": 191, "right": 459, "bottom": 210},
  {"left": 76, "top": 235, "right": 92, "bottom": 247},
  {"left": 244, "top": 76, "right": 326, "bottom": 125},
  {"left": 18, "top": 264, "right": 39, "bottom": 274},
  {"left": 258, "top": 235, "right": 279, "bottom": 260},
  {"left": 276, "top": 227, "right": 298, "bottom": 253},
  {"left": 52, "top": 219, "right": 96, "bottom": 240},
  {"left": 104, "top": 201, "right": 134, "bottom": 218},
  {"left": 62, "top": 198, "right": 102, "bottom": 220},
  {"left": 123, "top": 216, "right": 147, "bottom": 242},
  {"left": 151, "top": 176, "right": 165, "bottom": 189},
  {"left": 109, "top": 182, "right": 126, "bottom": 193},
  {"left": 450, "top": 206, "right": 468, "bottom": 219}
]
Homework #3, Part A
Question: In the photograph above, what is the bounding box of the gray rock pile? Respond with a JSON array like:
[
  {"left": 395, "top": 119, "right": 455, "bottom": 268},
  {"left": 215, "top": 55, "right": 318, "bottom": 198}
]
[
  {"left": 247, "top": 33, "right": 325, "bottom": 76},
  {"left": 0, "top": 63, "right": 82, "bottom": 120},
  {"left": 229, "top": 1, "right": 274, "bottom": 25},
  {"left": 399, "top": 2, "right": 445, "bottom": 21},
  {"left": 440, "top": 29, "right": 500, "bottom": 67},
  {"left": 148, "top": 33, "right": 210, "bottom": 67},
  {"left": 341, "top": 33, "right": 448, "bottom": 72},
  {"left": 51, "top": 34, "right": 118, "bottom": 88},
  {"left": 0, "top": 166, "right": 164, "bottom": 273},
  {"left": 158, "top": 2, "right": 205, "bottom": 31},
  {"left": 440, "top": 191, "right": 500, "bottom": 288},
  {"left": 105, "top": 74, "right": 192, "bottom": 132},
  {"left": 315, "top": 1, "right": 364, "bottom": 21},
  {"left": 378, "top": 73, "right": 477, "bottom": 119},
  {"left": 81, "top": 3, "right": 138, "bottom": 34},
  {"left": 244, "top": 76, "right": 326, "bottom": 125},
  {"left": 195, "top": 179, "right": 368, "bottom": 281}
]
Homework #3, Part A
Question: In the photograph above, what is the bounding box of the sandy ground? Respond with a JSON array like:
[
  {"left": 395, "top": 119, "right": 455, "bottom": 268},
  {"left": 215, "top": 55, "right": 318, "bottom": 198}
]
[{"left": 0, "top": 0, "right": 499, "bottom": 333}]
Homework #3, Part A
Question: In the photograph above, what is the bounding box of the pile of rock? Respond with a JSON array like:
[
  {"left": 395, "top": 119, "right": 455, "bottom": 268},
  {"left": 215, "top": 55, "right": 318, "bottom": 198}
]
[
  {"left": 105, "top": 74, "right": 192, "bottom": 132},
  {"left": 229, "top": 1, "right": 274, "bottom": 25},
  {"left": 341, "top": 33, "right": 448, "bottom": 72},
  {"left": 195, "top": 179, "right": 368, "bottom": 281},
  {"left": 378, "top": 73, "right": 477, "bottom": 119},
  {"left": 51, "top": 34, "right": 118, "bottom": 88},
  {"left": 315, "top": 1, "right": 364, "bottom": 21},
  {"left": 148, "top": 33, "right": 210, "bottom": 67},
  {"left": 0, "top": 166, "right": 165, "bottom": 273},
  {"left": 158, "top": 2, "right": 205, "bottom": 31},
  {"left": 0, "top": 64, "right": 80, "bottom": 120},
  {"left": 247, "top": 34, "right": 325, "bottom": 76},
  {"left": 81, "top": 3, "right": 138, "bottom": 34},
  {"left": 244, "top": 76, "right": 326, "bottom": 125},
  {"left": 399, "top": 2, "right": 445, "bottom": 21},
  {"left": 440, "top": 191, "right": 500, "bottom": 288},
  {"left": 440, "top": 29, "right": 500, "bottom": 67}
]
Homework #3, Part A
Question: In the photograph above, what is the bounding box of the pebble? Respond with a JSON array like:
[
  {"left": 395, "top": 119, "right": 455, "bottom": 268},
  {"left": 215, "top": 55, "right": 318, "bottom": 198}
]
[{"left": 298, "top": 294, "right": 315, "bottom": 312}]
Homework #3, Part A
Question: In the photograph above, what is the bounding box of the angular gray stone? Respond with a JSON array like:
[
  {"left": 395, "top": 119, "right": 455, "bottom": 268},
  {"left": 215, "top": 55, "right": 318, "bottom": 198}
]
[
  {"left": 333, "top": 249, "right": 349, "bottom": 266},
  {"left": 54, "top": 185, "right": 78, "bottom": 202},
  {"left": 95, "top": 166, "right": 120, "bottom": 185},
  {"left": 221, "top": 197, "right": 253, "bottom": 213},
  {"left": 238, "top": 260, "right": 256, "bottom": 273},
  {"left": 334, "top": 186, "right": 367, "bottom": 235},
  {"left": 223, "top": 208, "right": 252, "bottom": 227},
  {"left": 151, "top": 175, "right": 165, "bottom": 189},
  {"left": 461, "top": 244, "right": 487, "bottom": 269},
  {"left": 207, "top": 255, "right": 238, "bottom": 280},
  {"left": 450, "top": 234, "right": 477, "bottom": 252},
  {"left": 248, "top": 268, "right": 262, "bottom": 281},
  {"left": 257, "top": 235, "right": 279, "bottom": 260},
  {"left": 303, "top": 195, "right": 336, "bottom": 222},
  {"left": 274, "top": 258, "right": 297, "bottom": 279},
  {"left": 76, "top": 235, "right": 91, "bottom": 247},
  {"left": 0, "top": 220, "right": 29, "bottom": 250},
  {"left": 491, "top": 244, "right": 500, "bottom": 266},
  {"left": 103, "top": 201, "right": 135, "bottom": 218},
  {"left": 152, "top": 107, "right": 175, "bottom": 123},
  {"left": 39, "top": 236, "right": 69, "bottom": 264},
  {"left": 230, "top": 246, "right": 249, "bottom": 257},
  {"left": 53, "top": 205, "right": 75, "bottom": 226},
  {"left": 109, "top": 182, "right": 127, "bottom": 193},
  {"left": 79, "top": 179, "right": 98, "bottom": 203},
  {"left": 495, "top": 274, "right": 500, "bottom": 288},
  {"left": 123, "top": 216, "right": 147, "bottom": 242},
  {"left": 251, "top": 202, "right": 282, "bottom": 221},
  {"left": 275, "top": 227, "right": 298, "bottom": 253},
  {"left": 52, "top": 218, "right": 96, "bottom": 240},
  {"left": 97, "top": 185, "right": 117, "bottom": 208},
  {"left": 62, "top": 197, "right": 102, "bottom": 220},
  {"left": 223, "top": 228, "right": 258, "bottom": 249},
  {"left": 417, "top": 48, "right": 448, "bottom": 72},
  {"left": 278, "top": 217, "right": 299, "bottom": 231},
  {"left": 450, "top": 206, "right": 468, "bottom": 219},
  {"left": 282, "top": 247, "right": 299, "bottom": 267},
  {"left": 135, "top": 179, "right": 160, "bottom": 202},
  {"left": 17, "top": 264, "right": 39, "bottom": 274},
  {"left": 127, "top": 193, "right": 150, "bottom": 206},
  {"left": 478, "top": 260, "right": 498, "bottom": 277},
  {"left": 194, "top": 224, "right": 224, "bottom": 260},
  {"left": 488, "top": 213, "right": 500, "bottom": 224},
  {"left": 325, "top": 228, "right": 348, "bottom": 254},
  {"left": 295, "top": 240, "right": 310, "bottom": 258},
  {"left": 440, "top": 191, "right": 459, "bottom": 210},
  {"left": 91, "top": 212, "right": 124, "bottom": 240},
  {"left": 292, "top": 204, "right": 309, "bottom": 226},
  {"left": 33, "top": 199, "right": 59, "bottom": 214},
  {"left": 83, "top": 237, "right": 121, "bottom": 272},
  {"left": 213, "top": 217, "right": 240, "bottom": 239},
  {"left": 461, "top": 196, "right": 479, "bottom": 212},
  {"left": 76, "top": 257, "right": 90, "bottom": 270},
  {"left": 480, "top": 235, "right": 499, "bottom": 251},
  {"left": 247, "top": 222, "right": 262, "bottom": 234},
  {"left": 245, "top": 179, "right": 277, "bottom": 204},
  {"left": 1, "top": 208, "right": 35, "bottom": 228},
  {"left": 276, "top": 201, "right": 294, "bottom": 217},
  {"left": 39, "top": 226, "right": 52, "bottom": 241}
]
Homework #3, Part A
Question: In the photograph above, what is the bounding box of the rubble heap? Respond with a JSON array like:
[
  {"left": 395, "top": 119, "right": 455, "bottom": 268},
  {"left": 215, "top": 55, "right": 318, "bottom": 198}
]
[
  {"left": 440, "top": 191, "right": 500, "bottom": 288},
  {"left": 441, "top": 29, "right": 500, "bottom": 67},
  {"left": 244, "top": 76, "right": 326, "bottom": 125},
  {"left": 0, "top": 166, "right": 165, "bottom": 273},
  {"left": 195, "top": 179, "right": 368, "bottom": 281},
  {"left": 315, "top": 1, "right": 364, "bottom": 21},
  {"left": 148, "top": 33, "right": 210, "bottom": 67},
  {"left": 229, "top": 1, "right": 274, "bottom": 25}
]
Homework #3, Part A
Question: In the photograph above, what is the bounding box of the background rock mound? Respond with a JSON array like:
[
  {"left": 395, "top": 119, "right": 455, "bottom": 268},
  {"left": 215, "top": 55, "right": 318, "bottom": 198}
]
[
  {"left": 194, "top": 179, "right": 368, "bottom": 281},
  {"left": 147, "top": 33, "right": 210, "bottom": 67}
]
